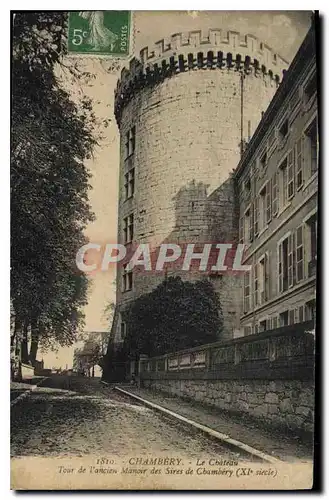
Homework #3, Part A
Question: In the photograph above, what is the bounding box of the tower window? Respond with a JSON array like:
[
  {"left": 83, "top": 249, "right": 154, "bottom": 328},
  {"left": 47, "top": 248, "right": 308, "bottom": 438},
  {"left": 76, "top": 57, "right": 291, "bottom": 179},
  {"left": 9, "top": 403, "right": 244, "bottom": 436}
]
[
  {"left": 122, "top": 264, "right": 133, "bottom": 292},
  {"left": 125, "top": 126, "right": 136, "bottom": 158},
  {"left": 124, "top": 168, "right": 135, "bottom": 199},
  {"left": 123, "top": 214, "right": 134, "bottom": 243}
]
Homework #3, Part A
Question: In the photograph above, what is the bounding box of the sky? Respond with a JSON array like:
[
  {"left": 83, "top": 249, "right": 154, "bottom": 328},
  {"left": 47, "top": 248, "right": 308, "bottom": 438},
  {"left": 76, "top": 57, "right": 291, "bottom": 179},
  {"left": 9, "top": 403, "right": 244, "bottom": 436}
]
[{"left": 42, "top": 10, "right": 311, "bottom": 369}]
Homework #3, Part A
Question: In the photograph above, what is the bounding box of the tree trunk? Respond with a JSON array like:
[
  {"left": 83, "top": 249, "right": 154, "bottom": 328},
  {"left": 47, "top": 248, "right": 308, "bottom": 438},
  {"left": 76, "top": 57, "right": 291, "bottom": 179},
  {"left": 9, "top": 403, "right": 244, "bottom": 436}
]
[
  {"left": 92, "top": 365, "right": 95, "bottom": 377},
  {"left": 29, "top": 318, "right": 39, "bottom": 366},
  {"left": 21, "top": 321, "right": 29, "bottom": 364},
  {"left": 13, "top": 317, "right": 23, "bottom": 381},
  {"left": 29, "top": 338, "right": 39, "bottom": 366}
]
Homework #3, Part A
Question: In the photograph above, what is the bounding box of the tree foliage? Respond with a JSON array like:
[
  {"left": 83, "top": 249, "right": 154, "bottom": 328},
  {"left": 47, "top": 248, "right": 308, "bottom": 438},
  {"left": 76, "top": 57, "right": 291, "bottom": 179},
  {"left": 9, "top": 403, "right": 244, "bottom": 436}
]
[
  {"left": 124, "top": 277, "right": 223, "bottom": 358},
  {"left": 11, "top": 12, "right": 97, "bottom": 366}
]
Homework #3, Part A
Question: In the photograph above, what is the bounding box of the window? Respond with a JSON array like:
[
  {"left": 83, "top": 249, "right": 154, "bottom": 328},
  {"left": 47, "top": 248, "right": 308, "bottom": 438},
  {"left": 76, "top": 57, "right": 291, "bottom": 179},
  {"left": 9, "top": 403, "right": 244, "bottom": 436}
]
[
  {"left": 298, "top": 305, "right": 304, "bottom": 323},
  {"left": 244, "top": 207, "right": 252, "bottom": 243},
  {"left": 309, "top": 216, "right": 317, "bottom": 261},
  {"left": 244, "top": 325, "right": 252, "bottom": 336},
  {"left": 259, "top": 184, "right": 266, "bottom": 231},
  {"left": 122, "top": 264, "right": 133, "bottom": 292},
  {"left": 279, "top": 157, "right": 288, "bottom": 208},
  {"left": 305, "top": 214, "right": 317, "bottom": 277},
  {"left": 272, "top": 316, "right": 278, "bottom": 330},
  {"left": 305, "top": 299, "right": 316, "bottom": 322},
  {"left": 265, "top": 181, "right": 272, "bottom": 224},
  {"left": 287, "top": 150, "right": 294, "bottom": 199},
  {"left": 259, "top": 254, "right": 269, "bottom": 303},
  {"left": 305, "top": 119, "right": 318, "bottom": 176},
  {"left": 124, "top": 168, "right": 135, "bottom": 199},
  {"left": 304, "top": 72, "right": 317, "bottom": 102},
  {"left": 244, "top": 271, "right": 251, "bottom": 313},
  {"left": 249, "top": 204, "right": 254, "bottom": 242},
  {"left": 288, "top": 233, "right": 294, "bottom": 288},
  {"left": 254, "top": 196, "right": 259, "bottom": 237},
  {"left": 272, "top": 172, "right": 278, "bottom": 216},
  {"left": 123, "top": 214, "right": 134, "bottom": 243},
  {"left": 295, "top": 225, "right": 304, "bottom": 283},
  {"left": 259, "top": 319, "right": 267, "bottom": 332},
  {"left": 278, "top": 119, "right": 289, "bottom": 141},
  {"left": 278, "top": 236, "right": 289, "bottom": 292},
  {"left": 125, "top": 126, "right": 136, "bottom": 158},
  {"left": 253, "top": 263, "right": 258, "bottom": 307},
  {"left": 260, "top": 151, "right": 267, "bottom": 169},
  {"left": 295, "top": 138, "right": 303, "bottom": 189},
  {"left": 279, "top": 310, "right": 289, "bottom": 327},
  {"left": 125, "top": 132, "right": 129, "bottom": 158},
  {"left": 289, "top": 309, "right": 295, "bottom": 325}
]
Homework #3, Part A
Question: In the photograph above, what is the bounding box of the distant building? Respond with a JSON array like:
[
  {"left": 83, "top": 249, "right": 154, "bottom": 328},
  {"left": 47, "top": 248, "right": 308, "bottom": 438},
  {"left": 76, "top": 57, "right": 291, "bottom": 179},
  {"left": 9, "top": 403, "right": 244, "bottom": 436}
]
[
  {"left": 235, "top": 25, "right": 317, "bottom": 335},
  {"left": 73, "top": 331, "right": 109, "bottom": 376}
]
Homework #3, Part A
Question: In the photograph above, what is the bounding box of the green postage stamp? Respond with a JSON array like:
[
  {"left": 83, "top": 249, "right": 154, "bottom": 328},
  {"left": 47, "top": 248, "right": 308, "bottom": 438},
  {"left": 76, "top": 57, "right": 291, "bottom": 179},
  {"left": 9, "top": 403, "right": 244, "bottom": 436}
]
[{"left": 68, "top": 11, "right": 131, "bottom": 56}]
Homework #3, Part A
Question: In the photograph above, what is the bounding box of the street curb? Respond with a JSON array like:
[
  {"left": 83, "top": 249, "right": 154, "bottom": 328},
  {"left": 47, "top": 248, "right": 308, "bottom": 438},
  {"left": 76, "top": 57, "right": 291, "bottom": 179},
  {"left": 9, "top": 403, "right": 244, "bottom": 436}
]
[
  {"left": 114, "top": 386, "right": 283, "bottom": 465},
  {"left": 11, "top": 377, "right": 48, "bottom": 407}
]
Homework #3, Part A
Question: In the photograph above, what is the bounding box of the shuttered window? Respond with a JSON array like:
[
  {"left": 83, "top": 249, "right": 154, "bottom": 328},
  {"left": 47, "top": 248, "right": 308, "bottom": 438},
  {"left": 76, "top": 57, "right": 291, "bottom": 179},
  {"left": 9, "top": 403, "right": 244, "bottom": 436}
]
[
  {"left": 288, "top": 233, "right": 294, "bottom": 288},
  {"left": 266, "top": 180, "right": 272, "bottom": 223},
  {"left": 295, "top": 137, "right": 303, "bottom": 189},
  {"left": 254, "top": 197, "right": 259, "bottom": 237},
  {"left": 296, "top": 225, "right": 304, "bottom": 282},
  {"left": 244, "top": 271, "right": 251, "bottom": 312},
  {"left": 254, "top": 263, "right": 258, "bottom": 307},
  {"left": 272, "top": 172, "right": 278, "bottom": 216},
  {"left": 287, "top": 150, "right": 294, "bottom": 199}
]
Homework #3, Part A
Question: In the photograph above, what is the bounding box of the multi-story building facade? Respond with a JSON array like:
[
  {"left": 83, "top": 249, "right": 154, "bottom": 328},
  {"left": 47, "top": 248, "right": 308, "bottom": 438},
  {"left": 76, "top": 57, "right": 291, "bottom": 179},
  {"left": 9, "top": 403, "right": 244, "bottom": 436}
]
[
  {"left": 111, "top": 29, "right": 288, "bottom": 345},
  {"left": 235, "top": 25, "right": 317, "bottom": 336}
]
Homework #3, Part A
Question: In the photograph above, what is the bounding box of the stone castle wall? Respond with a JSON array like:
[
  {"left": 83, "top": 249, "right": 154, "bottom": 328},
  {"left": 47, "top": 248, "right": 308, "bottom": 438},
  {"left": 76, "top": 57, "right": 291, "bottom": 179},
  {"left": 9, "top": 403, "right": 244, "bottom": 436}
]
[{"left": 142, "top": 378, "right": 314, "bottom": 434}]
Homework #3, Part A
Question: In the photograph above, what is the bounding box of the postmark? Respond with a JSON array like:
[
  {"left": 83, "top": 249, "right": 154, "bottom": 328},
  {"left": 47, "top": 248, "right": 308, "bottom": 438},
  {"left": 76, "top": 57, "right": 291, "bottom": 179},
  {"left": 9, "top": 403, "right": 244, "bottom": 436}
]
[{"left": 68, "top": 11, "right": 131, "bottom": 56}]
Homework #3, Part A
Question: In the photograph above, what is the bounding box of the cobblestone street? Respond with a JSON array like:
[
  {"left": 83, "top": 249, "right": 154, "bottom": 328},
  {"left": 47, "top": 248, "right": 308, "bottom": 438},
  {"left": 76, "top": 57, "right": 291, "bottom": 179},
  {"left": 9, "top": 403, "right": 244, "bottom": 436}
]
[{"left": 11, "top": 375, "right": 243, "bottom": 460}]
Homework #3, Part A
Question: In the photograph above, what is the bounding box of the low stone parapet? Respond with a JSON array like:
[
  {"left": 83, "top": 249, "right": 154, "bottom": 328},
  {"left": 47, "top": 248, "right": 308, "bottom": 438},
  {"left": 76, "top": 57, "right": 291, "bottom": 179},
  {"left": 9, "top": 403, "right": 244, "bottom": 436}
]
[{"left": 139, "top": 321, "right": 315, "bottom": 433}]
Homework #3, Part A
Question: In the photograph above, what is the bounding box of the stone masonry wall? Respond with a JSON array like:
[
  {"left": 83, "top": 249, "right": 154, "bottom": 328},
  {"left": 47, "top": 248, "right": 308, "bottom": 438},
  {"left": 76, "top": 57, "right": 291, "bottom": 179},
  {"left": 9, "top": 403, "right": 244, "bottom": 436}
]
[{"left": 142, "top": 378, "right": 314, "bottom": 434}]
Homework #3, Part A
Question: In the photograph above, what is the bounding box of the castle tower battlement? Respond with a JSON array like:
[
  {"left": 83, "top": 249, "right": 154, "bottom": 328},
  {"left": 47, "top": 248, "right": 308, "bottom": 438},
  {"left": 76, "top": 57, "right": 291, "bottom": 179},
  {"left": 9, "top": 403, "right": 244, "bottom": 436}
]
[
  {"left": 112, "top": 28, "right": 289, "bottom": 345},
  {"left": 114, "top": 29, "right": 288, "bottom": 125}
]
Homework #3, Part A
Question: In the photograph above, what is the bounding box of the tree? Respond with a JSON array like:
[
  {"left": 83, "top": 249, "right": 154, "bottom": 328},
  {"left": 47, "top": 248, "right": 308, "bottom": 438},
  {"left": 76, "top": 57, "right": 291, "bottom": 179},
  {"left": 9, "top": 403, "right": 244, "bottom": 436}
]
[
  {"left": 11, "top": 12, "right": 97, "bottom": 373},
  {"left": 124, "top": 277, "right": 223, "bottom": 358}
]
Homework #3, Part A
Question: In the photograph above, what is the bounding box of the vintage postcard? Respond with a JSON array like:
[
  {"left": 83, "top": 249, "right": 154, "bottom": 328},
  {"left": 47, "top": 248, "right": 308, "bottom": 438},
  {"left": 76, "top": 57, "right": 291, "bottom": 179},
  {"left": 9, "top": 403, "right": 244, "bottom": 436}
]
[{"left": 11, "top": 10, "right": 318, "bottom": 490}]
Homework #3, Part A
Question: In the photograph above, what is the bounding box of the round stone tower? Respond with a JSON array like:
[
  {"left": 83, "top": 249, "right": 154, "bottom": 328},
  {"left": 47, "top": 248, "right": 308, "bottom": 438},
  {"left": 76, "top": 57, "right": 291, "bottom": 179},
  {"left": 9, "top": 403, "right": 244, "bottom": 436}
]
[{"left": 112, "top": 29, "right": 288, "bottom": 345}]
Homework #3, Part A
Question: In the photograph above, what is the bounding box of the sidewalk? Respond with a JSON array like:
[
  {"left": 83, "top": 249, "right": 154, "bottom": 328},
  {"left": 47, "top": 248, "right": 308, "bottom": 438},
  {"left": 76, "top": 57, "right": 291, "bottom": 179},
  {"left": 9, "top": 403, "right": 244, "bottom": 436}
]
[
  {"left": 115, "top": 384, "right": 313, "bottom": 463},
  {"left": 10, "top": 377, "right": 46, "bottom": 403}
]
